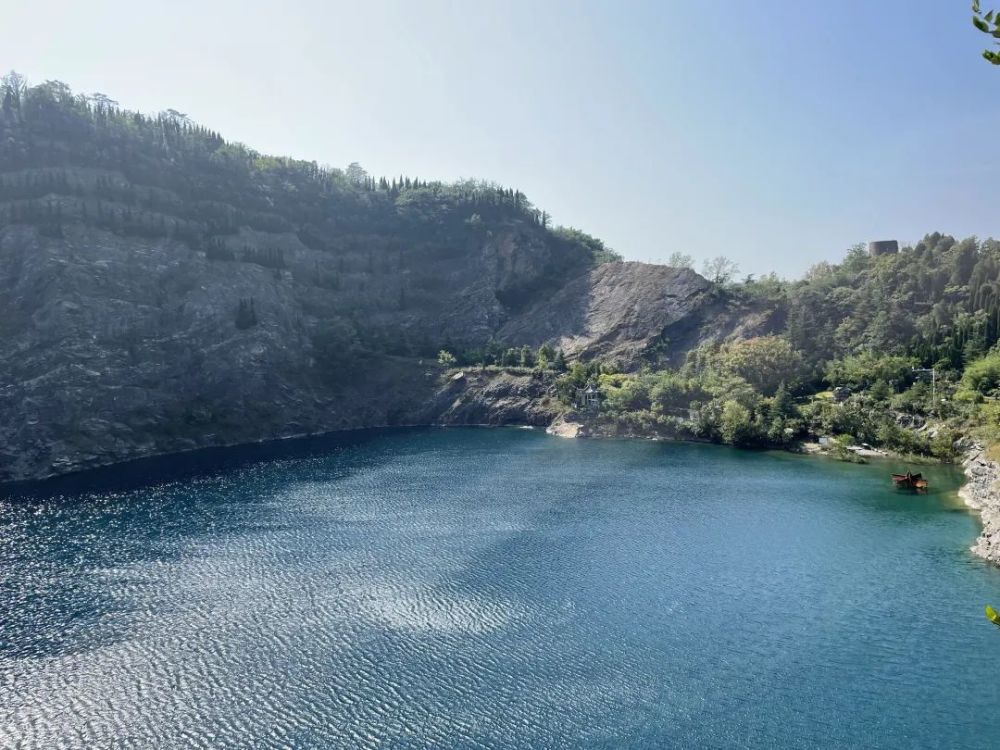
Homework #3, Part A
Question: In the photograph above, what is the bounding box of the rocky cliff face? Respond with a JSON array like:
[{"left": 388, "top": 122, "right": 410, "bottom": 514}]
[
  {"left": 0, "top": 219, "right": 593, "bottom": 482},
  {"left": 960, "top": 445, "right": 1000, "bottom": 566},
  {"left": 497, "top": 263, "right": 710, "bottom": 362},
  {"left": 0, "top": 223, "right": 432, "bottom": 481},
  {"left": 432, "top": 370, "right": 561, "bottom": 427},
  {"left": 0, "top": 82, "right": 780, "bottom": 483},
  {"left": 0, "top": 220, "right": 758, "bottom": 483},
  {"left": 498, "top": 262, "right": 777, "bottom": 365}
]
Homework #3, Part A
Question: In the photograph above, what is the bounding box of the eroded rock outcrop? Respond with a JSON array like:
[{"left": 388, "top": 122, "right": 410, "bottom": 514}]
[
  {"left": 960, "top": 445, "right": 1000, "bottom": 566},
  {"left": 498, "top": 263, "right": 711, "bottom": 363},
  {"left": 0, "top": 223, "right": 450, "bottom": 482},
  {"left": 432, "top": 370, "right": 561, "bottom": 427},
  {"left": 0, "top": 216, "right": 765, "bottom": 483},
  {"left": 0, "top": 87, "right": 787, "bottom": 483},
  {"left": 499, "top": 262, "right": 781, "bottom": 365}
]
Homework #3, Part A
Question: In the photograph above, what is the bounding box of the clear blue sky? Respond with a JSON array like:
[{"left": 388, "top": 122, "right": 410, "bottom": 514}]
[{"left": 5, "top": 0, "right": 999, "bottom": 276}]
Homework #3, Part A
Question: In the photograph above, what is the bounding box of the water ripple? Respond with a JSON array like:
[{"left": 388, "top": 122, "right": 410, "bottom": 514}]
[{"left": 0, "top": 429, "right": 997, "bottom": 748}]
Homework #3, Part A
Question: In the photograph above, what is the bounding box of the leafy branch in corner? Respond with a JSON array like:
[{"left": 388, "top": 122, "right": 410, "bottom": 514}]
[{"left": 973, "top": 0, "right": 1000, "bottom": 65}]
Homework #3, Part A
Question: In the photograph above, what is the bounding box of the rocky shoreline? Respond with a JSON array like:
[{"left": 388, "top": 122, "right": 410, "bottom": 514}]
[
  {"left": 959, "top": 445, "right": 1000, "bottom": 566},
  {"left": 11, "top": 356, "right": 1000, "bottom": 575}
]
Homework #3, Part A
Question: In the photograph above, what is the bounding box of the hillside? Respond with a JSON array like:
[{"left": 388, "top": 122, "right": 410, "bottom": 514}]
[
  {"left": 553, "top": 235, "right": 1000, "bottom": 462},
  {"left": 0, "top": 76, "right": 758, "bottom": 482},
  {"left": 6, "top": 75, "right": 998, "bottom": 484}
]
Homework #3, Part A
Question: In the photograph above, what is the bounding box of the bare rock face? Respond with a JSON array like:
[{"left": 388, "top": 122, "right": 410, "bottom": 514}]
[
  {"left": 433, "top": 370, "right": 560, "bottom": 427},
  {"left": 0, "top": 224, "right": 444, "bottom": 482},
  {"left": 0, "top": 224, "right": 770, "bottom": 484},
  {"left": 0, "top": 222, "right": 589, "bottom": 482},
  {"left": 0, "top": 90, "right": 785, "bottom": 483},
  {"left": 498, "top": 262, "right": 755, "bottom": 364},
  {"left": 960, "top": 446, "right": 1000, "bottom": 566},
  {"left": 545, "top": 418, "right": 587, "bottom": 439}
]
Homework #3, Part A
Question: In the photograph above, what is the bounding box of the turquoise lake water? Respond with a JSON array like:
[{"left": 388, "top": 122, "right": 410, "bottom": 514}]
[{"left": 2, "top": 428, "right": 999, "bottom": 748}]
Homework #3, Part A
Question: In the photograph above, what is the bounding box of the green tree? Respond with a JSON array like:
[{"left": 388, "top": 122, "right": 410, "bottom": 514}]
[
  {"left": 771, "top": 381, "right": 793, "bottom": 417},
  {"left": 719, "top": 400, "right": 753, "bottom": 445},
  {"left": 553, "top": 349, "right": 568, "bottom": 372},
  {"left": 1, "top": 71, "right": 26, "bottom": 110},
  {"left": 501, "top": 348, "right": 520, "bottom": 367},
  {"left": 962, "top": 351, "right": 1000, "bottom": 394},
  {"left": 766, "top": 414, "right": 790, "bottom": 445},
  {"left": 717, "top": 336, "right": 805, "bottom": 395},
  {"left": 973, "top": 1, "right": 1000, "bottom": 64},
  {"left": 235, "top": 297, "right": 257, "bottom": 329},
  {"left": 702, "top": 256, "right": 739, "bottom": 285},
  {"left": 667, "top": 252, "right": 694, "bottom": 269},
  {"left": 519, "top": 345, "right": 535, "bottom": 368},
  {"left": 599, "top": 373, "right": 651, "bottom": 413},
  {"left": 825, "top": 352, "right": 915, "bottom": 391},
  {"left": 649, "top": 371, "right": 698, "bottom": 413},
  {"left": 437, "top": 349, "right": 457, "bottom": 367},
  {"left": 930, "top": 428, "right": 959, "bottom": 460},
  {"left": 537, "top": 343, "right": 556, "bottom": 369},
  {"left": 551, "top": 226, "right": 622, "bottom": 263}
]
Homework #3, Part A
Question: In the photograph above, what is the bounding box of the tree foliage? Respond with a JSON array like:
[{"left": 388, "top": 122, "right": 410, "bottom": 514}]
[
  {"left": 973, "top": 1, "right": 1000, "bottom": 64},
  {"left": 825, "top": 352, "right": 915, "bottom": 390},
  {"left": 0, "top": 73, "right": 616, "bottom": 270},
  {"left": 962, "top": 351, "right": 1000, "bottom": 394},
  {"left": 719, "top": 400, "right": 753, "bottom": 445},
  {"left": 715, "top": 336, "right": 805, "bottom": 395},
  {"left": 556, "top": 233, "right": 1000, "bottom": 457},
  {"left": 667, "top": 252, "right": 694, "bottom": 269},
  {"left": 702, "top": 256, "right": 740, "bottom": 285}
]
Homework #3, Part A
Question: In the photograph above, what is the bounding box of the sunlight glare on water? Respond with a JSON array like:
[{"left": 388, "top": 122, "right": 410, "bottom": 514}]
[{"left": 1, "top": 428, "right": 997, "bottom": 749}]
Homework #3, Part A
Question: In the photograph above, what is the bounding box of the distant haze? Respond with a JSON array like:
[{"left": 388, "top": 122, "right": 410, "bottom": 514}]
[{"left": 5, "top": 0, "right": 999, "bottom": 276}]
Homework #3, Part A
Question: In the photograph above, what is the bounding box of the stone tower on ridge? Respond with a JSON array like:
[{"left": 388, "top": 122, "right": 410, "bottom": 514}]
[{"left": 868, "top": 240, "right": 899, "bottom": 257}]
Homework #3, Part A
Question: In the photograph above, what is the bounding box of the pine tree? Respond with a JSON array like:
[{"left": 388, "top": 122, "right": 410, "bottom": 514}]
[
  {"left": 519, "top": 345, "right": 535, "bottom": 368},
  {"left": 772, "top": 381, "right": 792, "bottom": 417},
  {"left": 553, "top": 349, "right": 568, "bottom": 372}
]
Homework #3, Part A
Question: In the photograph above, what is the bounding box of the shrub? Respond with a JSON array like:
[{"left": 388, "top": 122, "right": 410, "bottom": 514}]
[
  {"left": 717, "top": 336, "right": 805, "bottom": 395},
  {"left": 719, "top": 400, "right": 753, "bottom": 445},
  {"left": 962, "top": 352, "right": 1000, "bottom": 395},
  {"left": 825, "top": 352, "right": 916, "bottom": 391}
]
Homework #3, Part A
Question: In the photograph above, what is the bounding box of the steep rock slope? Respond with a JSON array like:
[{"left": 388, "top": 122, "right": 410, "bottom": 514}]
[
  {"left": 0, "top": 224, "right": 434, "bottom": 480},
  {"left": 0, "top": 79, "right": 776, "bottom": 482},
  {"left": 499, "top": 263, "right": 713, "bottom": 362},
  {"left": 500, "top": 262, "right": 781, "bottom": 365},
  {"left": 0, "top": 219, "right": 583, "bottom": 482},
  {"left": 0, "top": 217, "right": 774, "bottom": 483}
]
